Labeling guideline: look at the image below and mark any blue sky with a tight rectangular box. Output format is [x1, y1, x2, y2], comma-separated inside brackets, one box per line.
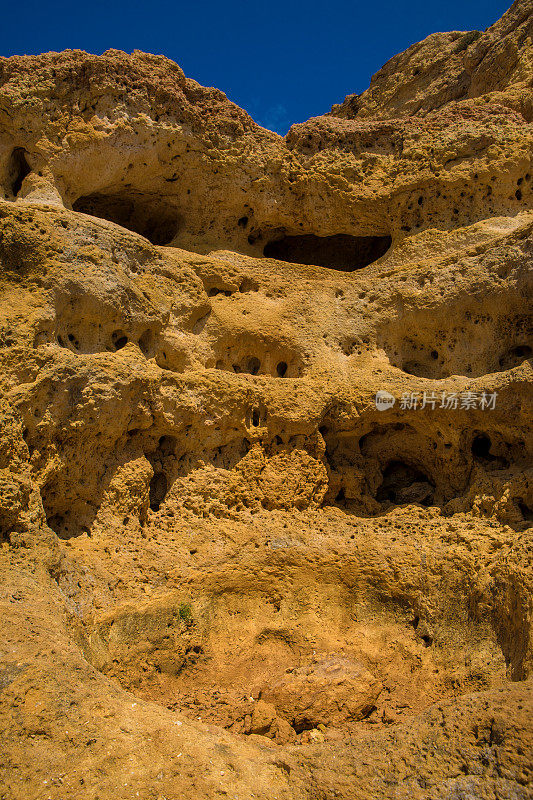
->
[0, 0, 512, 133]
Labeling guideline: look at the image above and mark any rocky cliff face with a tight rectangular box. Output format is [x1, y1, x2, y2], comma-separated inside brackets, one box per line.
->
[0, 1, 532, 798]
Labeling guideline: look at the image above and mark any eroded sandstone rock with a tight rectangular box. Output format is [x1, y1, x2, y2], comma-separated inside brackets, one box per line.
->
[0, 2, 532, 799]
[260, 654, 382, 731]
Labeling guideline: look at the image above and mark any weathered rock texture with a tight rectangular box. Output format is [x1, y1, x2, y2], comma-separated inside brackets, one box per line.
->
[0, 1, 532, 798]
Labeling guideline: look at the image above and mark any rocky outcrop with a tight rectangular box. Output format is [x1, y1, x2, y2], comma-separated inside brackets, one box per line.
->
[330, 0, 533, 120]
[0, 2, 532, 799]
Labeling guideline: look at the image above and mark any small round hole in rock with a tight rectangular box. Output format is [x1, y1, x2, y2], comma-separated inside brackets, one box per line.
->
[276, 361, 288, 377]
[67, 333, 80, 350]
[471, 434, 492, 460]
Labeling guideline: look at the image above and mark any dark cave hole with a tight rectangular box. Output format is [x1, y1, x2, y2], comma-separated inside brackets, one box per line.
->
[138, 329, 155, 357]
[238, 216, 249, 227]
[149, 472, 168, 511]
[46, 510, 89, 540]
[252, 409, 260, 427]
[263, 233, 392, 271]
[9, 147, 31, 196]
[247, 356, 261, 375]
[111, 330, 128, 350]
[158, 435, 177, 456]
[471, 433, 510, 469]
[73, 193, 179, 245]
[290, 718, 317, 735]
[518, 501, 533, 522]
[471, 434, 493, 460]
[47, 514, 66, 537]
[276, 361, 288, 378]
[499, 344, 532, 370]
[376, 461, 434, 506]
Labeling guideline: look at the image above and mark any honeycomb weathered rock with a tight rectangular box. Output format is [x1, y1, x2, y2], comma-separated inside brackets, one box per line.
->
[0, 1, 532, 798]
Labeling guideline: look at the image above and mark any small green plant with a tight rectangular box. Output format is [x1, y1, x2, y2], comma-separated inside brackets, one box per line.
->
[178, 603, 193, 624]
[454, 30, 482, 53]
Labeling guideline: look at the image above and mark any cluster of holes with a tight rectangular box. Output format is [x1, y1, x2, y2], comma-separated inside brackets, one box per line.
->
[39, 411, 530, 537]
[325, 420, 523, 515]
[216, 355, 291, 378]
[322, 423, 441, 510]
[54, 327, 155, 356]
[384, 320, 531, 379]
[397, 172, 532, 235]
[513, 174, 531, 203]
[144, 425, 276, 514]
